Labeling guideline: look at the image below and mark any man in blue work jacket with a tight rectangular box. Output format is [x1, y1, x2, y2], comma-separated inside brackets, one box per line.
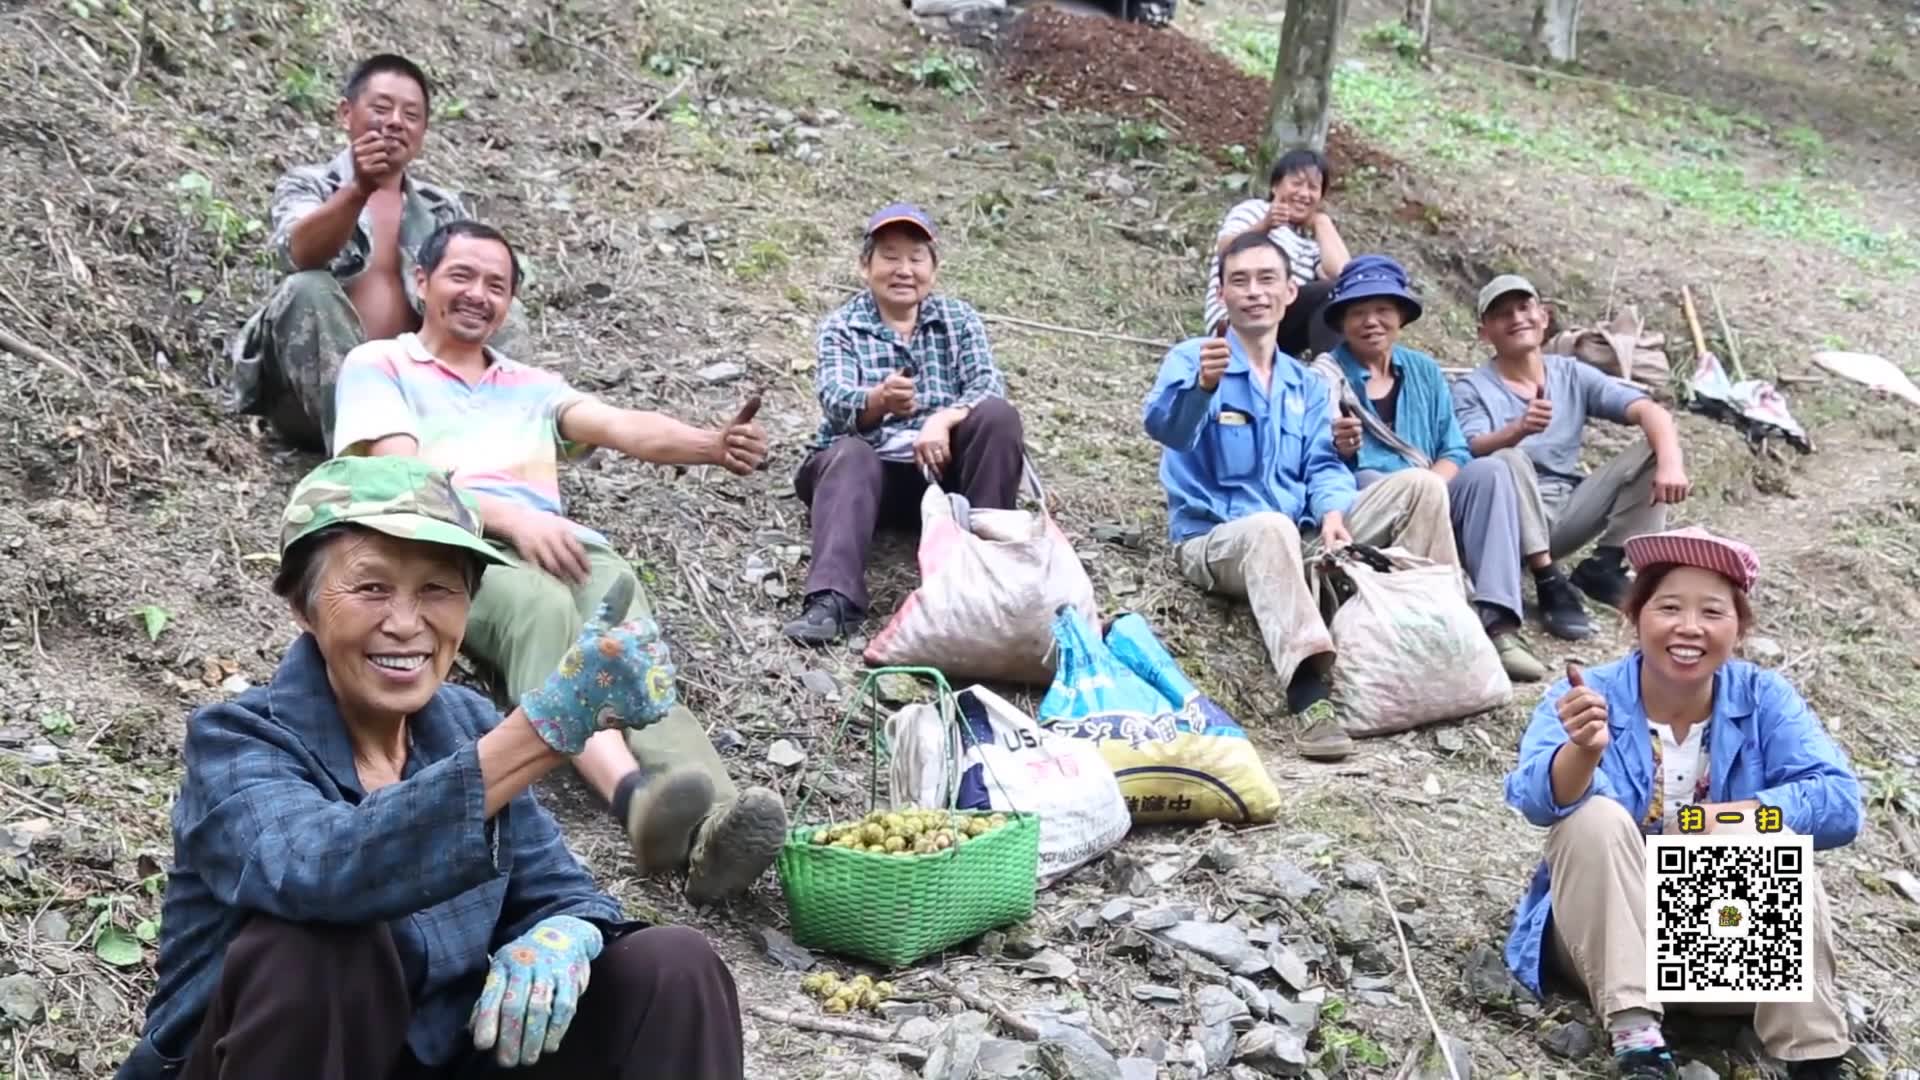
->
[1143, 232, 1462, 762]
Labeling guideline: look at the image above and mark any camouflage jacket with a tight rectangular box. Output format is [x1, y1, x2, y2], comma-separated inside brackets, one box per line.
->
[225, 149, 468, 414]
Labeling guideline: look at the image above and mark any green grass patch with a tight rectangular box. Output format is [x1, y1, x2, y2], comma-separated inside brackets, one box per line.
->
[1207, 19, 1920, 272]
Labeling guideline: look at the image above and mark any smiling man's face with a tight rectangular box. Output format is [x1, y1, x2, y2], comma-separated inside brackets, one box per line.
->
[420, 234, 515, 345]
[1221, 243, 1295, 335]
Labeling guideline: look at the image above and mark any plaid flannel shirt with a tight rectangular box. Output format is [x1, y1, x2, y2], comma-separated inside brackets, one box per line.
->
[119, 635, 622, 1079]
[811, 290, 1007, 449]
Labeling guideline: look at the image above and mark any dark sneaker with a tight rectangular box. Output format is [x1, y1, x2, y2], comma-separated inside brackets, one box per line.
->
[1788, 1058, 1862, 1080]
[1571, 552, 1633, 609]
[1294, 699, 1354, 762]
[622, 766, 716, 878]
[1536, 572, 1594, 641]
[685, 786, 788, 904]
[1613, 1049, 1678, 1079]
[783, 591, 857, 647]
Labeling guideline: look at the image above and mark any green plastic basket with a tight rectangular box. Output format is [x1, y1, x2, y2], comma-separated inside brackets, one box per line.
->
[775, 667, 1040, 968]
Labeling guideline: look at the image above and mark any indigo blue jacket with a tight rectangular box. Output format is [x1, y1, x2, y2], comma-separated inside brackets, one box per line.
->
[117, 635, 622, 1079]
[1501, 652, 1861, 995]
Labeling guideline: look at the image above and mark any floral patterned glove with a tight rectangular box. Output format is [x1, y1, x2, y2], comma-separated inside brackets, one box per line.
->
[522, 578, 679, 754]
[469, 914, 603, 1067]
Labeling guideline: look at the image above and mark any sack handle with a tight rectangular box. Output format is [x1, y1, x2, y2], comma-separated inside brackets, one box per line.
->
[1315, 541, 1396, 582]
[791, 666, 1029, 827]
[921, 450, 1058, 533]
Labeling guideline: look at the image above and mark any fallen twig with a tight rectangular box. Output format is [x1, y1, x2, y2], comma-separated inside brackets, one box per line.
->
[637, 70, 695, 123]
[1429, 45, 1699, 109]
[924, 973, 1043, 1041]
[1706, 283, 1744, 382]
[745, 1004, 931, 1064]
[1373, 873, 1462, 1080]
[979, 312, 1169, 350]
[0, 322, 96, 390]
[1885, 810, 1920, 875]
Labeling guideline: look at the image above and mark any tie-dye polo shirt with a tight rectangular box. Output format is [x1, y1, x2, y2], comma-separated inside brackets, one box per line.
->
[330, 333, 606, 546]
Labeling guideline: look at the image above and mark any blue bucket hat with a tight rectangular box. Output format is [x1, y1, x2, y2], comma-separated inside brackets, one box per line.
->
[1323, 254, 1423, 329]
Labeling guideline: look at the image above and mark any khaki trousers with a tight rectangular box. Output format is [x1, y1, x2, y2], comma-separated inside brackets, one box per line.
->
[464, 543, 739, 801]
[1174, 469, 1458, 687]
[1544, 798, 1849, 1060]
[1492, 442, 1666, 560]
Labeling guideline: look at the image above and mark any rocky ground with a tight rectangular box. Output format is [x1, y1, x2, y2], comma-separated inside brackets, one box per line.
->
[1, 0, 1918, 1077]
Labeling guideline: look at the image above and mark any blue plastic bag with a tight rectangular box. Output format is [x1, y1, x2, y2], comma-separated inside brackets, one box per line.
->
[1039, 607, 1280, 824]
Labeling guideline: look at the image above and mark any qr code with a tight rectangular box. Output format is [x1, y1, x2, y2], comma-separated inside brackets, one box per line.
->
[1645, 834, 1812, 1002]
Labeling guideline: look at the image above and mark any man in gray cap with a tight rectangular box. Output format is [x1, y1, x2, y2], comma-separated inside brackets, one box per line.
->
[1451, 275, 1690, 641]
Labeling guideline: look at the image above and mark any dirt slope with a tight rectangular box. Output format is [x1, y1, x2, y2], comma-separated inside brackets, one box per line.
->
[1, 0, 1916, 1077]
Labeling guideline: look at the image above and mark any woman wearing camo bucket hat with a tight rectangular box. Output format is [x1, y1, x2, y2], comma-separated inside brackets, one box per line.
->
[1500, 526, 1865, 1080]
[117, 455, 744, 1080]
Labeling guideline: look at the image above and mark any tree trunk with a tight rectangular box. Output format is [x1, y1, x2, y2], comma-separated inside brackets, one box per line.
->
[1530, 0, 1581, 63]
[1262, 0, 1348, 170]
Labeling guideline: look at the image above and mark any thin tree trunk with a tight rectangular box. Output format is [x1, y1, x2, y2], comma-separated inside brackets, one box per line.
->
[1530, 0, 1581, 63]
[1262, 0, 1348, 169]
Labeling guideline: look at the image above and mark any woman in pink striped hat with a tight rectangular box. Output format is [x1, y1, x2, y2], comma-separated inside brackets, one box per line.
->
[1499, 527, 1864, 1080]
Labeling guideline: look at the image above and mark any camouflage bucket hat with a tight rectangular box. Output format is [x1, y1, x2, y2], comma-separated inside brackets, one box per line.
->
[280, 456, 505, 566]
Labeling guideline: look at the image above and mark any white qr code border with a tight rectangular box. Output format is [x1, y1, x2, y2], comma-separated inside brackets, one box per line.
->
[1644, 833, 1813, 1004]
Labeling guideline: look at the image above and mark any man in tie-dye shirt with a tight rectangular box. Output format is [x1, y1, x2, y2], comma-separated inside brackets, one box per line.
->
[332, 220, 788, 903]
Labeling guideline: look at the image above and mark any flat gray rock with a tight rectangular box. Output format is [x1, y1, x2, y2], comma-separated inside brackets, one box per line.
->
[1267, 943, 1311, 992]
[0, 975, 47, 1026]
[1266, 860, 1325, 901]
[1197, 1020, 1236, 1070]
[977, 1038, 1037, 1077]
[1234, 1022, 1310, 1076]
[1159, 920, 1269, 976]
[1196, 984, 1252, 1029]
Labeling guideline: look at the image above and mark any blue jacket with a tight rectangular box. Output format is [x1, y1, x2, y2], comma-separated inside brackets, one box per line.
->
[1143, 335, 1356, 543]
[117, 635, 625, 1079]
[1501, 653, 1862, 995]
[1332, 343, 1470, 475]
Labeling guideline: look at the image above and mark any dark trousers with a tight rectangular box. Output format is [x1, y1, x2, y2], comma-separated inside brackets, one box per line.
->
[1210, 278, 1340, 360]
[181, 916, 743, 1080]
[793, 396, 1024, 611]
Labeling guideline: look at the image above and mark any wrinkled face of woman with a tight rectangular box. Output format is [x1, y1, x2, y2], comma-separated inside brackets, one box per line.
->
[297, 529, 472, 723]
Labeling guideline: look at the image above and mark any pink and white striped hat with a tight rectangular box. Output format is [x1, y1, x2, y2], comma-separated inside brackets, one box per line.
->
[1623, 526, 1760, 593]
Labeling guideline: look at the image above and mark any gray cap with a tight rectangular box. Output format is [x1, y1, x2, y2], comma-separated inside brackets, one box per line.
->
[1476, 274, 1539, 318]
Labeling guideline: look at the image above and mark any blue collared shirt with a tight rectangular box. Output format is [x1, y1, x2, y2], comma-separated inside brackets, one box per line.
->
[119, 635, 623, 1078]
[1143, 335, 1356, 543]
[1500, 653, 1862, 996]
[1332, 343, 1470, 475]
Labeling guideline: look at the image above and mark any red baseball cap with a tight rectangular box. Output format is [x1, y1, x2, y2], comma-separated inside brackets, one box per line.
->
[1624, 526, 1760, 593]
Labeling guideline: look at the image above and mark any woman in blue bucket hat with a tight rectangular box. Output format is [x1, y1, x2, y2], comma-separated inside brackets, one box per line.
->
[1307, 254, 1547, 682]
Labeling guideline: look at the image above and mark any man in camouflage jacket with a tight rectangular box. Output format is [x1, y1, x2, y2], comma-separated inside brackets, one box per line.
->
[226, 53, 524, 452]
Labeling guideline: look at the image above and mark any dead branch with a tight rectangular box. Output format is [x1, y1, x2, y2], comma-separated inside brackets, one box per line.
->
[0, 323, 95, 390]
[745, 1004, 933, 1064]
[637, 71, 696, 123]
[979, 312, 1169, 350]
[1373, 873, 1461, 1080]
[924, 973, 1043, 1041]
[1885, 810, 1920, 875]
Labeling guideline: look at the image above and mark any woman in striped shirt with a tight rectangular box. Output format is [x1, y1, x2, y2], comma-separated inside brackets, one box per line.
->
[1202, 147, 1352, 359]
